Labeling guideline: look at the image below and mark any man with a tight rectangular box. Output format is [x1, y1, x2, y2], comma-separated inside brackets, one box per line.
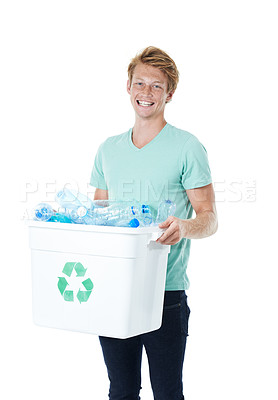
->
[90, 46, 218, 400]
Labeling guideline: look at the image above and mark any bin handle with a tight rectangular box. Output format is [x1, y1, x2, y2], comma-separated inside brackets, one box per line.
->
[147, 229, 165, 244]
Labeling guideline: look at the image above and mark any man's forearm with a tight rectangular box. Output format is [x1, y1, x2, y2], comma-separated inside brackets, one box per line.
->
[181, 210, 218, 239]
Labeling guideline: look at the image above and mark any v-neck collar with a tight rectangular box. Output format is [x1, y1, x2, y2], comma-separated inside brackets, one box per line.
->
[128, 123, 169, 152]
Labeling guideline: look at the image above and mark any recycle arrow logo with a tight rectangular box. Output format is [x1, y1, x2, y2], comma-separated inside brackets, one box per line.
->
[57, 262, 94, 303]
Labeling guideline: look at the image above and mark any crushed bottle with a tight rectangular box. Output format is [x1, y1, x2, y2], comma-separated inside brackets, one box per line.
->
[90, 200, 141, 227]
[155, 200, 176, 224]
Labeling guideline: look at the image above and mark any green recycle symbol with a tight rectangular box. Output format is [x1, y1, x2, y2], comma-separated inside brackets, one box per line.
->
[57, 262, 94, 303]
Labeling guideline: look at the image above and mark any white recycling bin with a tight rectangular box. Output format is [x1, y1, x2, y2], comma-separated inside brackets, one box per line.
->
[27, 221, 170, 338]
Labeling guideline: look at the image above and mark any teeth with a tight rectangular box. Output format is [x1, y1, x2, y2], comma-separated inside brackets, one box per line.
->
[138, 100, 154, 106]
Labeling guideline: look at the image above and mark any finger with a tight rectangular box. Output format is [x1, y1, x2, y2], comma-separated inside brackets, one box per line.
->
[157, 224, 177, 243]
[162, 231, 179, 245]
[158, 231, 179, 245]
[158, 217, 172, 229]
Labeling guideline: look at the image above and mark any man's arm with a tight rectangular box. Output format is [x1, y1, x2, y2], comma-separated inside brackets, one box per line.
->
[94, 188, 109, 200]
[157, 183, 218, 245]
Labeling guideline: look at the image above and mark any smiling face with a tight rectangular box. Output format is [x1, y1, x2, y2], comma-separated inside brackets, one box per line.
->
[127, 63, 174, 121]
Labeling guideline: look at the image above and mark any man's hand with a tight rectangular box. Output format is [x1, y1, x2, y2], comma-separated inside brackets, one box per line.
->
[156, 184, 218, 245]
[156, 216, 187, 245]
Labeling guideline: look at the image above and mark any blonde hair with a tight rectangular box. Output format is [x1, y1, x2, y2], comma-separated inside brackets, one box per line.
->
[127, 46, 179, 93]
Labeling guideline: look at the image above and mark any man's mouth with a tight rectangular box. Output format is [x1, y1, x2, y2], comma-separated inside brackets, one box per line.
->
[136, 100, 154, 107]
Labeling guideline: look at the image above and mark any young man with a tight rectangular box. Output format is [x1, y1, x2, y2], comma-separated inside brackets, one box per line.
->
[90, 46, 218, 400]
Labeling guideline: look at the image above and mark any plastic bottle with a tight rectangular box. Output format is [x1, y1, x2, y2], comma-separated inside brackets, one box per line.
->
[55, 187, 94, 210]
[91, 201, 140, 227]
[33, 203, 54, 222]
[155, 200, 176, 224]
[57, 206, 94, 225]
[140, 204, 153, 226]
[55, 188, 95, 224]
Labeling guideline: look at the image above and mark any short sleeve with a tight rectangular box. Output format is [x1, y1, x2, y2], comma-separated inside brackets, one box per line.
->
[90, 142, 108, 190]
[181, 136, 212, 190]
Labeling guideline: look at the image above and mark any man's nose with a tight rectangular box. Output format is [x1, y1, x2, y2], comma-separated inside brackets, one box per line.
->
[142, 84, 152, 95]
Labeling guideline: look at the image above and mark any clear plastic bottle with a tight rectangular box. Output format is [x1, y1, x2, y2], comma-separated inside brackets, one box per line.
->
[91, 201, 140, 227]
[55, 188, 94, 224]
[55, 187, 94, 210]
[57, 206, 94, 225]
[155, 200, 176, 224]
[33, 203, 54, 221]
[140, 204, 153, 226]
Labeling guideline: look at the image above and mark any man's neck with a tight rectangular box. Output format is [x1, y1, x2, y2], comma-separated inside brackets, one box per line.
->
[132, 117, 167, 149]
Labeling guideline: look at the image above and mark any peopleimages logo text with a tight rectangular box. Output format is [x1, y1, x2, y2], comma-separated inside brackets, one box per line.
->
[19, 178, 257, 219]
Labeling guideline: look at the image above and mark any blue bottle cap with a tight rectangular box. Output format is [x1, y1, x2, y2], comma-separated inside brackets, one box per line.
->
[128, 218, 140, 228]
[142, 205, 150, 213]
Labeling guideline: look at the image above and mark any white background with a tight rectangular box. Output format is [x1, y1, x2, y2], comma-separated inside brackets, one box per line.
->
[1, 0, 277, 399]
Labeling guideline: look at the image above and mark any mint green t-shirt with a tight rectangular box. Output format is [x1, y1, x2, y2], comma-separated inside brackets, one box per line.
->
[90, 123, 212, 290]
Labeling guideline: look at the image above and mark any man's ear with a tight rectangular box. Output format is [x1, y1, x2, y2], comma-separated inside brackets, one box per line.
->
[166, 90, 175, 103]
[127, 79, 131, 94]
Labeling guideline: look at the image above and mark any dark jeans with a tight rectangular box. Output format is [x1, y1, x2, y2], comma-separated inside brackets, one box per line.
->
[99, 290, 190, 400]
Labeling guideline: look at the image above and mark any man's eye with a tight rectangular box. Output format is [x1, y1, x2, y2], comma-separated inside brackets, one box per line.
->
[154, 85, 161, 89]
